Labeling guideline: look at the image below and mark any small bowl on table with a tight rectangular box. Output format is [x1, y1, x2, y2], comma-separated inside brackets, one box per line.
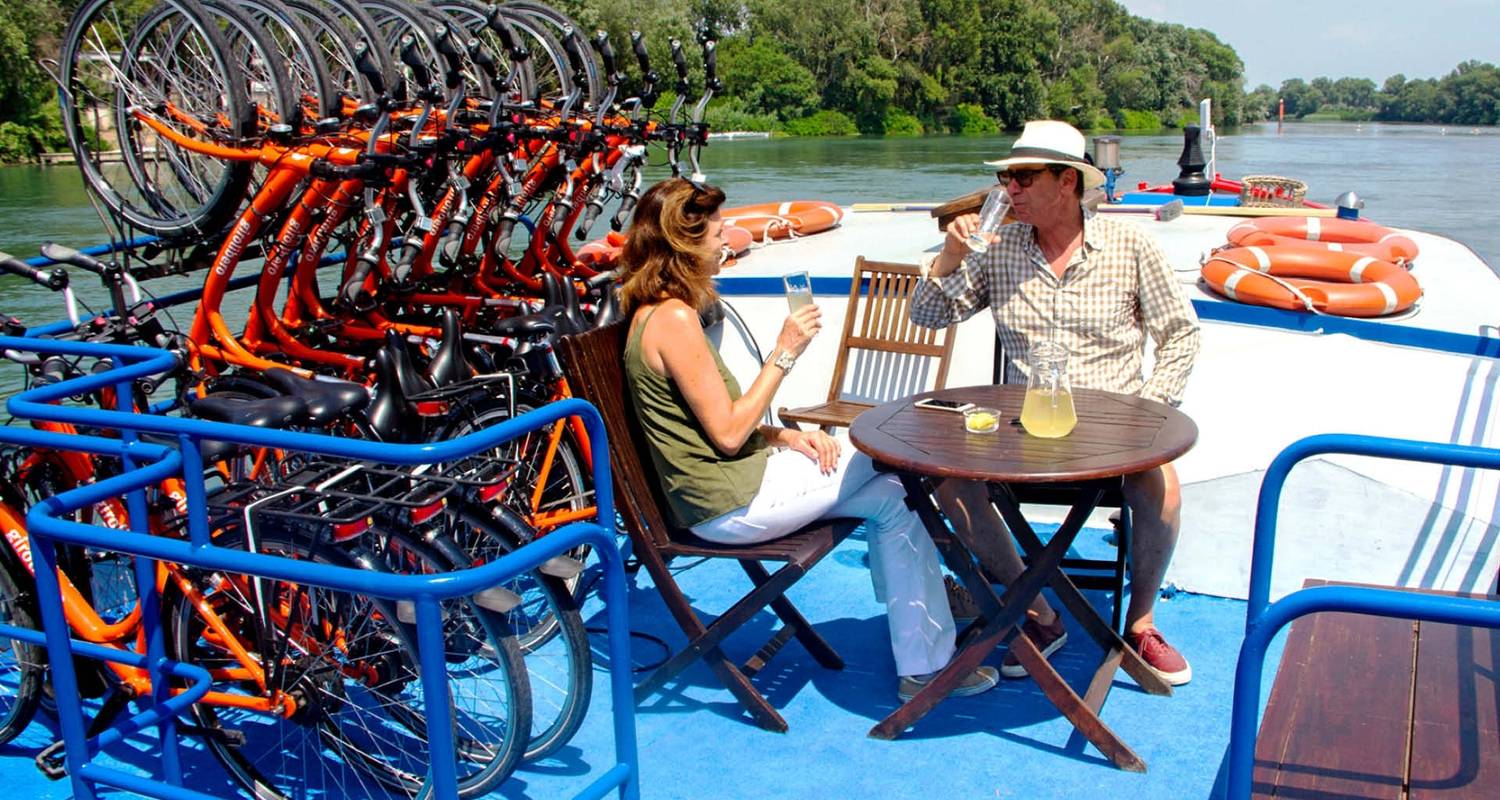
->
[963, 406, 1001, 434]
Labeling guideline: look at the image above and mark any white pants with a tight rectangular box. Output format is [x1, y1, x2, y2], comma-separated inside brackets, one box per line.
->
[692, 438, 956, 677]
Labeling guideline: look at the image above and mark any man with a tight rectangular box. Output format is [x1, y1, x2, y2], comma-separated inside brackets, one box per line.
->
[910, 119, 1200, 686]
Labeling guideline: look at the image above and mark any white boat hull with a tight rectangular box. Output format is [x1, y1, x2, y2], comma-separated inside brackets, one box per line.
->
[707, 205, 1500, 601]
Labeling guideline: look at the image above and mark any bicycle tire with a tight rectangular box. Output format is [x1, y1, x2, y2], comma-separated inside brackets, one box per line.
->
[504, 1, 602, 110]
[283, 0, 397, 105]
[238, 0, 341, 122]
[362, 525, 531, 795]
[58, 0, 255, 239]
[452, 505, 592, 761]
[430, 0, 538, 108]
[164, 530, 437, 798]
[0, 550, 43, 746]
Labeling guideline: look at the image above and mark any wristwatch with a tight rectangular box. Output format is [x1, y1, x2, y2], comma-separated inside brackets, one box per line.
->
[771, 350, 796, 372]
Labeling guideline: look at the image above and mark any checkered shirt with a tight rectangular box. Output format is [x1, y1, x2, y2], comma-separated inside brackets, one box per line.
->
[910, 212, 1200, 405]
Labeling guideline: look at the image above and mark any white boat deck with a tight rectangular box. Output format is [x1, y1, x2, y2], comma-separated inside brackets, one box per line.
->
[708, 205, 1500, 601]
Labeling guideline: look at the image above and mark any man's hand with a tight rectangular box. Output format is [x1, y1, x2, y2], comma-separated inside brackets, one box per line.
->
[785, 428, 840, 474]
[933, 212, 983, 277]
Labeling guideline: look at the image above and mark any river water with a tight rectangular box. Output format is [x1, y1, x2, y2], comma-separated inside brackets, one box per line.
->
[0, 120, 1495, 327]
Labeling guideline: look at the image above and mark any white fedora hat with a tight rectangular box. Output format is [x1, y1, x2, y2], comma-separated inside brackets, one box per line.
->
[984, 120, 1106, 190]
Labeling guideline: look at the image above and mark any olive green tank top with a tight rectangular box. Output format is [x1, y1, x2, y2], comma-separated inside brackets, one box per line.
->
[624, 306, 770, 527]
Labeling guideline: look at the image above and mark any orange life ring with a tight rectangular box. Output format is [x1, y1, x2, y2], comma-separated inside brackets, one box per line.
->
[1226, 217, 1419, 263]
[721, 200, 843, 242]
[576, 226, 755, 270]
[576, 230, 627, 269]
[1200, 245, 1421, 317]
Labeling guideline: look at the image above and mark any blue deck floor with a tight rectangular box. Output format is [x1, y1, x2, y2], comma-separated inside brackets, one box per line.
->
[0, 525, 1285, 799]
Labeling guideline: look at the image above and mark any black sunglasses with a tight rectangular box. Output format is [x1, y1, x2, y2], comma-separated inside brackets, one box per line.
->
[996, 165, 1065, 187]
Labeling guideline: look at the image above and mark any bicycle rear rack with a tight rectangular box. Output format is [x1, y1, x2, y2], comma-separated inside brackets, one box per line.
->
[0, 334, 639, 800]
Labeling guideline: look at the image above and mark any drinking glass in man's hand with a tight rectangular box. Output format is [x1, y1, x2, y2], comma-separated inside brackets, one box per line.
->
[966, 189, 1012, 254]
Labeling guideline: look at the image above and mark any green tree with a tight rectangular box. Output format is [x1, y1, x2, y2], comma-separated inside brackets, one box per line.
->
[716, 35, 819, 120]
[1279, 78, 1320, 118]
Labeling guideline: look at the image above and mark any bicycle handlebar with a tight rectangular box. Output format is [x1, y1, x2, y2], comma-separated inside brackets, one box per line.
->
[594, 30, 618, 84]
[40, 243, 106, 276]
[630, 31, 659, 110]
[399, 35, 433, 96]
[353, 39, 388, 98]
[0, 252, 68, 290]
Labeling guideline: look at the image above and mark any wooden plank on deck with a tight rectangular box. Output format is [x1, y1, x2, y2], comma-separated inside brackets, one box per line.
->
[1252, 578, 1414, 798]
[1407, 614, 1500, 798]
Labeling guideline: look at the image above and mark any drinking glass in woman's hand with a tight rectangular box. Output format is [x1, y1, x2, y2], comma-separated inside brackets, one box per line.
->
[966, 189, 1012, 254]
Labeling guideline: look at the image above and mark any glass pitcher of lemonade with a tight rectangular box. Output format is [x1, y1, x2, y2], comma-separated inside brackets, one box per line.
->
[1019, 340, 1077, 438]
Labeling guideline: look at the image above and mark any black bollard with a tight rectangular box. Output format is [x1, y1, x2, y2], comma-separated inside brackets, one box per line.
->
[1172, 125, 1211, 196]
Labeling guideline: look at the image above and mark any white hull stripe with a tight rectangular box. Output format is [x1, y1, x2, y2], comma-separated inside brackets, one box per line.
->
[1305, 216, 1322, 241]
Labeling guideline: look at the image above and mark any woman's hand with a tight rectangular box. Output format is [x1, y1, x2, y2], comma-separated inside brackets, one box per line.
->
[776, 303, 822, 357]
[784, 428, 840, 474]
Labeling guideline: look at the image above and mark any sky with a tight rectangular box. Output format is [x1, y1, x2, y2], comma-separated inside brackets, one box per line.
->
[1115, 0, 1500, 89]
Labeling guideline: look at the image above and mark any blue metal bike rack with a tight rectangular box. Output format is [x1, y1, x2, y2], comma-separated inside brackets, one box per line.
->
[0, 335, 640, 800]
[1225, 433, 1500, 800]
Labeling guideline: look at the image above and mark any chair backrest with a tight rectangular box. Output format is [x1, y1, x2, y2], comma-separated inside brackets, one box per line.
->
[826, 257, 958, 405]
[557, 321, 680, 552]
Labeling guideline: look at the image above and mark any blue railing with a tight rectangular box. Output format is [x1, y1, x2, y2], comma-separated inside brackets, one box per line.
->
[0, 335, 639, 800]
[1225, 433, 1500, 800]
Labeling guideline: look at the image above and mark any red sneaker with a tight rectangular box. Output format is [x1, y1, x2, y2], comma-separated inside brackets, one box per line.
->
[1127, 627, 1192, 686]
[1000, 612, 1068, 679]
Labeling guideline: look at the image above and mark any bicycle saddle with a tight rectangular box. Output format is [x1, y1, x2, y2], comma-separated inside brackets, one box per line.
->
[188, 394, 308, 430]
[367, 347, 416, 443]
[383, 329, 432, 398]
[425, 307, 474, 388]
[261, 368, 370, 427]
[490, 313, 556, 340]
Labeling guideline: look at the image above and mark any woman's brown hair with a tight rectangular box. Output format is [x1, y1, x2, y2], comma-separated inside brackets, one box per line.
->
[618, 178, 726, 314]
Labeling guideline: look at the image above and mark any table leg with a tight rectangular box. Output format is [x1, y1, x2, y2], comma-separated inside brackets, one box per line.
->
[868, 474, 1083, 741]
[986, 482, 1152, 771]
[999, 499, 1173, 697]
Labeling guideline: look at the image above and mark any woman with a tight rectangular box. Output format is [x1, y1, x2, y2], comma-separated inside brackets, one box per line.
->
[618, 177, 998, 701]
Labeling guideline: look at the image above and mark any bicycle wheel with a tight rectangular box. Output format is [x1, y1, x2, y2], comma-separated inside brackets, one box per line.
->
[431, 0, 537, 107]
[59, 0, 255, 239]
[281, 0, 395, 106]
[440, 505, 592, 762]
[165, 531, 436, 798]
[238, 0, 341, 122]
[440, 397, 593, 551]
[504, 1, 601, 109]
[357, 0, 462, 104]
[363, 526, 531, 795]
[0, 555, 43, 745]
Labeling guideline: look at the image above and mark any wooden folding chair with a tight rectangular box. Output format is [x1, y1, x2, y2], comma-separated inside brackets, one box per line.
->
[558, 322, 859, 732]
[777, 257, 958, 430]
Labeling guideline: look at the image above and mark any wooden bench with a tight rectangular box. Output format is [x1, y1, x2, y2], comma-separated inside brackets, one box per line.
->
[1254, 579, 1500, 798]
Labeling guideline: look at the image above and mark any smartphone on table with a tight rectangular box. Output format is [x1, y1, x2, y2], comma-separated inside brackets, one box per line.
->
[912, 397, 975, 413]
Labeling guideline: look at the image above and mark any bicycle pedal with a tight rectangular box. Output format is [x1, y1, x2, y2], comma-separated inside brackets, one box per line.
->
[471, 586, 522, 614]
[35, 740, 67, 780]
[539, 555, 584, 580]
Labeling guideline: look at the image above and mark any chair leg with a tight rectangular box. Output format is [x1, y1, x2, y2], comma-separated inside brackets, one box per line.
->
[631, 553, 804, 731]
[742, 560, 845, 670]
